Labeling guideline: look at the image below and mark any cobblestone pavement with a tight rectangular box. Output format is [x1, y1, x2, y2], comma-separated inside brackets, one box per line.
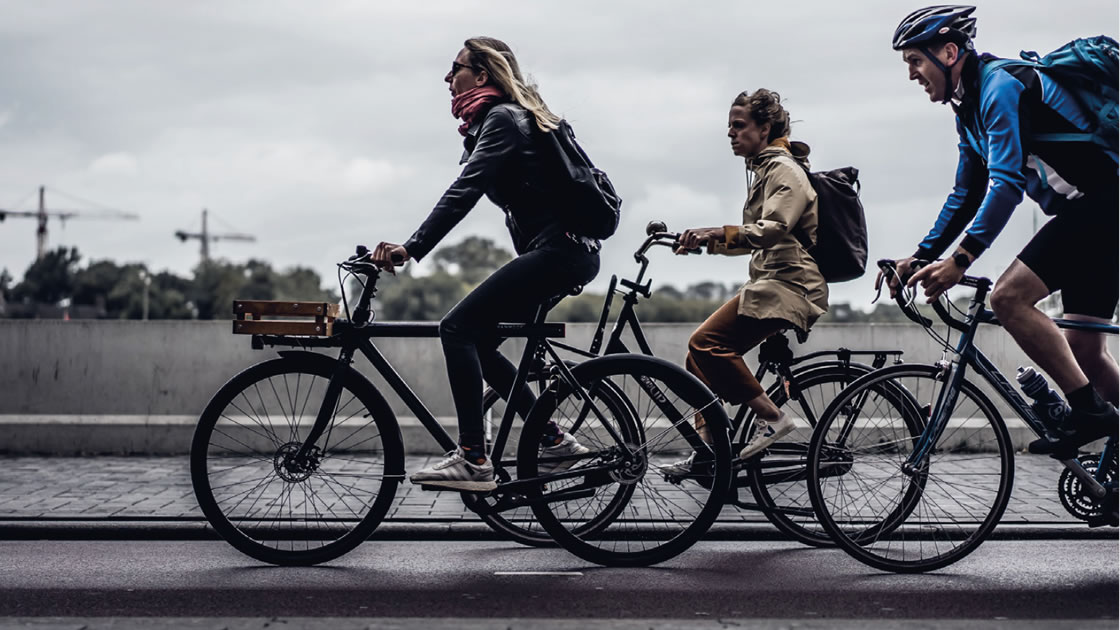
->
[0, 453, 1094, 525]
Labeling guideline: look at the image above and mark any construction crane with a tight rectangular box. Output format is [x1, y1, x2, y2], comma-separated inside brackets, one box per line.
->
[174, 208, 256, 263]
[0, 186, 140, 259]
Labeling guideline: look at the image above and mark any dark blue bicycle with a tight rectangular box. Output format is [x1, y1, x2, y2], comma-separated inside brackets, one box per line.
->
[806, 260, 1117, 573]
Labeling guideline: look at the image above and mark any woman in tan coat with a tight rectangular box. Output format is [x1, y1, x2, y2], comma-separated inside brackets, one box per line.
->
[673, 88, 829, 465]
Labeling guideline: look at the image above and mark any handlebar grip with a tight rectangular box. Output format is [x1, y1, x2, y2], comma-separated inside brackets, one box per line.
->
[674, 243, 704, 255]
[390, 252, 405, 265]
[672, 235, 706, 255]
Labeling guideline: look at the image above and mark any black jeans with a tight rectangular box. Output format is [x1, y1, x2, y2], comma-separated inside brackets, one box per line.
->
[439, 238, 600, 449]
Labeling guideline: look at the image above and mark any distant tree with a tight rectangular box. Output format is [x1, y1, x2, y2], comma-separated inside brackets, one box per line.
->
[374, 268, 467, 320]
[275, 266, 339, 303]
[11, 246, 81, 305]
[0, 268, 10, 315]
[547, 292, 604, 323]
[656, 285, 684, 301]
[431, 236, 513, 284]
[635, 293, 723, 322]
[72, 260, 125, 310]
[0, 268, 11, 301]
[191, 260, 252, 320]
[685, 281, 721, 301]
[146, 271, 194, 319]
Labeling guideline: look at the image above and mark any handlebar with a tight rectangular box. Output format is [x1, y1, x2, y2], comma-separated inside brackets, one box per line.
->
[633, 230, 702, 263]
[341, 245, 405, 276]
[876, 258, 992, 332]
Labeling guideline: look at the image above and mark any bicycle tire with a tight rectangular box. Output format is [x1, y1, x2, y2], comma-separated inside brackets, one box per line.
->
[465, 380, 632, 547]
[519, 354, 732, 567]
[191, 352, 404, 566]
[807, 363, 1014, 573]
[743, 364, 877, 547]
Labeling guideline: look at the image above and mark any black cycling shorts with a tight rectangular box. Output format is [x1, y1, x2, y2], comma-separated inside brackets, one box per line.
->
[1017, 194, 1119, 319]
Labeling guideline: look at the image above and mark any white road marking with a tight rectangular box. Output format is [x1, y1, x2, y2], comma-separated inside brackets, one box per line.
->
[493, 571, 584, 576]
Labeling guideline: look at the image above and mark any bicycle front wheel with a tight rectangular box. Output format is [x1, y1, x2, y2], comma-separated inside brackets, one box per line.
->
[191, 353, 404, 566]
[807, 363, 1014, 573]
[519, 354, 732, 567]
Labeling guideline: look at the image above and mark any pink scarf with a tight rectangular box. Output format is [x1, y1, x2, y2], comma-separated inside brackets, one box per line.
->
[452, 85, 505, 136]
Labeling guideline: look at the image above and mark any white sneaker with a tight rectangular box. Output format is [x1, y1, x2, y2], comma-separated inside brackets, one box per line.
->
[537, 432, 591, 474]
[662, 452, 696, 477]
[739, 412, 795, 459]
[410, 449, 497, 491]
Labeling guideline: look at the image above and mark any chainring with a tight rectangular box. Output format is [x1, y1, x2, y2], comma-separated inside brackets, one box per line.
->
[1058, 453, 1117, 521]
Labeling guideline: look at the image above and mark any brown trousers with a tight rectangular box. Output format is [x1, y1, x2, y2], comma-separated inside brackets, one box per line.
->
[685, 296, 788, 406]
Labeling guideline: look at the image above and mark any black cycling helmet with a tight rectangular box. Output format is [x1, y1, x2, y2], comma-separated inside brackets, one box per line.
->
[893, 5, 977, 103]
[892, 5, 977, 51]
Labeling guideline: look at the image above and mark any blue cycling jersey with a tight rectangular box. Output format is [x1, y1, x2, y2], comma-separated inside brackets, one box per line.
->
[915, 54, 1120, 261]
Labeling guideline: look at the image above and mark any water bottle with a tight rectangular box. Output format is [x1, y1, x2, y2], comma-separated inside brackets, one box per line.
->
[1016, 366, 1071, 430]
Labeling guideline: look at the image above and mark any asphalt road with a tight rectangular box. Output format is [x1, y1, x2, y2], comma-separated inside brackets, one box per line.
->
[0, 539, 1116, 623]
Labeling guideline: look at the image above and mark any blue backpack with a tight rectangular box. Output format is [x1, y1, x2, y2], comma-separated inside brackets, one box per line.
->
[979, 35, 1118, 152]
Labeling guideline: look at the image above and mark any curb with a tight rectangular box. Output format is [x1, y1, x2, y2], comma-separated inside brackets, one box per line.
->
[1, 519, 1115, 541]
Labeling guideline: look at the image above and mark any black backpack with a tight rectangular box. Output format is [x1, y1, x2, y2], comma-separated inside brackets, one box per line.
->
[791, 163, 869, 283]
[542, 120, 622, 239]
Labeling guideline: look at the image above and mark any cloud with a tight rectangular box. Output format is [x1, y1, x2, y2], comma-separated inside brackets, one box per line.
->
[341, 157, 409, 196]
[88, 152, 139, 177]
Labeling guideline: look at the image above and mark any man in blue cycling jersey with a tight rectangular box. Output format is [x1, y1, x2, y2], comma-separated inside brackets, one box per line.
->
[883, 5, 1119, 456]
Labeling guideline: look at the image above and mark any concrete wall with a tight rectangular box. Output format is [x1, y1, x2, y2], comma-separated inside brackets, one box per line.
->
[1, 320, 1115, 454]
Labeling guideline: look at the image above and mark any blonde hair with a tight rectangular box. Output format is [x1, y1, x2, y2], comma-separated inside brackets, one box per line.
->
[732, 88, 790, 142]
[464, 37, 560, 132]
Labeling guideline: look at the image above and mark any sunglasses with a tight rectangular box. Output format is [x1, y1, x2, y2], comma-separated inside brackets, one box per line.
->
[450, 61, 480, 75]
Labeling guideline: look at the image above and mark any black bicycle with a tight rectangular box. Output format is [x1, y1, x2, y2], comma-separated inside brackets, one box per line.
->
[477, 221, 904, 547]
[806, 259, 1118, 572]
[190, 246, 732, 567]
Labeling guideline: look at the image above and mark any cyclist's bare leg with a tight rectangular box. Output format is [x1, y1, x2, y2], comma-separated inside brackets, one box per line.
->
[990, 260, 1090, 395]
[1064, 314, 1119, 405]
[744, 391, 782, 423]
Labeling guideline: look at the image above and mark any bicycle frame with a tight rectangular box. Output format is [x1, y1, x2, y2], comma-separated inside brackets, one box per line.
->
[248, 263, 641, 509]
[557, 234, 904, 439]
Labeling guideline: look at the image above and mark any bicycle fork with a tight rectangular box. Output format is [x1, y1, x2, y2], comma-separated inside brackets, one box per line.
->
[292, 348, 356, 469]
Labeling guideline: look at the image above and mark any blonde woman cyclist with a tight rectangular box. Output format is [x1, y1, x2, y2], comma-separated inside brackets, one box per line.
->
[372, 38, 600, 490]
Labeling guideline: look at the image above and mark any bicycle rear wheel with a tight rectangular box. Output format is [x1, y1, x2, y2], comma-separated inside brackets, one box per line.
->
[191, 353, 404, 566]
[519, 354, 731, 567]
[744, 364, 875, 547]
[464, 380, 631, 547]
[807, 364, 1014, 573]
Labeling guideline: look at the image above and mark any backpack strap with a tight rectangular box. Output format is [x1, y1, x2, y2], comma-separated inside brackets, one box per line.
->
[980, 56, 1108, 148]
[771, 153, 817, 252]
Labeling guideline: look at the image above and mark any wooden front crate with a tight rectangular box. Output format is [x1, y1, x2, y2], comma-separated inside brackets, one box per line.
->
[233, 300, 339, 336]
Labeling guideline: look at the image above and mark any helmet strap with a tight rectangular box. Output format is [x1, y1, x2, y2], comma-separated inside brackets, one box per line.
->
[920, 46, 957, 104]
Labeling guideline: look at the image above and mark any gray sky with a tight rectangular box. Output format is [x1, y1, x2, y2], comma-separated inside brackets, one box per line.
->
[1, 0, 1116, 309]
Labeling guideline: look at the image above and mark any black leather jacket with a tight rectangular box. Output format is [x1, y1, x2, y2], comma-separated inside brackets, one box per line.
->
[403, 102, 597, 260]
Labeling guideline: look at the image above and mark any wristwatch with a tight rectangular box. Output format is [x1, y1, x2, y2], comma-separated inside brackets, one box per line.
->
[952, 252, 972, 269]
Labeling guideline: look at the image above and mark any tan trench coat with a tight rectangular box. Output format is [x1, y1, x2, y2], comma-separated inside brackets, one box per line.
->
[709, 140, 829, 332]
